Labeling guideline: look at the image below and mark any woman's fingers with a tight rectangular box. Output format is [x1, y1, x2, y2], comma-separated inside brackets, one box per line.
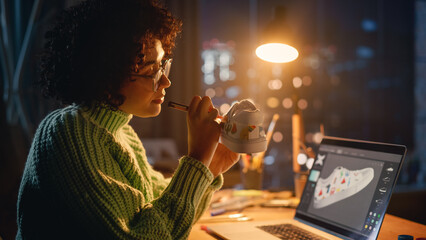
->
[189, 96, 216, 118]
[186, 96, 222, 166]
[188, 96, 202, 116]
[208, 107, 219, 121]
[197, 96, 213, 117]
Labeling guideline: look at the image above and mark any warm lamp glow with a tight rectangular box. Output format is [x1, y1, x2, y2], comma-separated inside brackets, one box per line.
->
[256, 43, 299, 63]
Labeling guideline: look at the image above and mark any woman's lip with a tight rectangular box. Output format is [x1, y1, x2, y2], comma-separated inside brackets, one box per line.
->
[152, 97, 164, 104]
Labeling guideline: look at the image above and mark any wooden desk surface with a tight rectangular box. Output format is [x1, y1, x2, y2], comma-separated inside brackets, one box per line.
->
[190, 207, 426, 239]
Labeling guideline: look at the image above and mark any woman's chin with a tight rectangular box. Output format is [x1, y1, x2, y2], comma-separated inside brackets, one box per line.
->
[136, 105, 161, 118]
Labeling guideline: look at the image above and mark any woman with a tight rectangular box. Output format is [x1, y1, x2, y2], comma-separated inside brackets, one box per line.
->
[16, 0, 239, 239]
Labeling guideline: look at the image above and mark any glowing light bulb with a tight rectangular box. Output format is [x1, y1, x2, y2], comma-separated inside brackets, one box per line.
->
[256, 43, 299, 63]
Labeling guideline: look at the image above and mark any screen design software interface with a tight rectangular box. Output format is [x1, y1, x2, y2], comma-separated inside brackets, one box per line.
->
[297, 144, 403, 238]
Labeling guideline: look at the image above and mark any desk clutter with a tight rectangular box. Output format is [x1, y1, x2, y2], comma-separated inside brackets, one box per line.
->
[199, 189, 299, 223]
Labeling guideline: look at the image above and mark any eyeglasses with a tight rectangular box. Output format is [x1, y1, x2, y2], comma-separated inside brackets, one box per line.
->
[131, 58, 172, 92]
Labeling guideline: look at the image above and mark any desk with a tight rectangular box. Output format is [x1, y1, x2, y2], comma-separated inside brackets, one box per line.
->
[190, 207, 426, 239]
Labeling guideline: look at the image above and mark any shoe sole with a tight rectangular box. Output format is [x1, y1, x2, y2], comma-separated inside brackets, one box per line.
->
[220, 133, 267, 154]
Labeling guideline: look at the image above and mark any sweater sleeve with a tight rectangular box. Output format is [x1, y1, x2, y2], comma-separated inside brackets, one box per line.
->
[148, 158, 224, 223]
[192, 174, 223, 223]
[121, 115, 224, 226]
[45, 113, 217, 239]
[148, 165, 171, 197]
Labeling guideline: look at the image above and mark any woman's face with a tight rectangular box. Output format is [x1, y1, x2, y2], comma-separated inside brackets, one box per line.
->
[119, 39, 171, 118]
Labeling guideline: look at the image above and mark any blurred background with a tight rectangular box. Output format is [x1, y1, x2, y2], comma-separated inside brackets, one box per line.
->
[1, 0, 424, 238]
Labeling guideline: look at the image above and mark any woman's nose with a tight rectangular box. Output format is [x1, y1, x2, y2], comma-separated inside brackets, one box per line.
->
[158, 73, 171, 90]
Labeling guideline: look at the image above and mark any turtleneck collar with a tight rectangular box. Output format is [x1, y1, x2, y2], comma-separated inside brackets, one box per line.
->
[78, 104, 133, 133]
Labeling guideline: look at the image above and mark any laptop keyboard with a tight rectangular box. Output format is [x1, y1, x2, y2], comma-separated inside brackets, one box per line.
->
[257, 223, 327, 240]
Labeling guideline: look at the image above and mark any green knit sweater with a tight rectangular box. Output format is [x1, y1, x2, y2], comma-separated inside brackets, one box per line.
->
[16, 104, 223, 239]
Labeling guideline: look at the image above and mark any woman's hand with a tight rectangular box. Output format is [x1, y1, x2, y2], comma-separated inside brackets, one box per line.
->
[208, 143, 240, 178]
[187, 96, 221, 167]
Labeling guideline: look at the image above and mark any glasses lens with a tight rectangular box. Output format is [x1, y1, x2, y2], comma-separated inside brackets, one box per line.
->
[153, 71, 162, 92]
[153, 59, 172, 92]
[164, 59, 172, 77]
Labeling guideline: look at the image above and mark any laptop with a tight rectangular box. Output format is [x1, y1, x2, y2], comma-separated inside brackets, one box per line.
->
[207, 136, 407, 240]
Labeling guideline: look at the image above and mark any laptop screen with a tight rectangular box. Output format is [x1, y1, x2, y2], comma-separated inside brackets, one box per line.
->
[295, 137, 406, 240]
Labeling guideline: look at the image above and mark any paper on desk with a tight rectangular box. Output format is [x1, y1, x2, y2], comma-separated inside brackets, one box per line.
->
[198, 214, 253, 223]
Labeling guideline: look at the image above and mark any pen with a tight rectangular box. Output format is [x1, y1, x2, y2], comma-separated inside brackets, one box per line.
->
[201, 225, 216, 236]
[168, 101, 224, 119]
[201, 225, 234, 238]
[210, 208, 227, 216]
[168, 101, 189, 112]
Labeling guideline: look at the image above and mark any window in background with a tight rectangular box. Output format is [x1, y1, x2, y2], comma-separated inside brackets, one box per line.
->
[199, 0, 418, 190]
[201, 39, 241, 115]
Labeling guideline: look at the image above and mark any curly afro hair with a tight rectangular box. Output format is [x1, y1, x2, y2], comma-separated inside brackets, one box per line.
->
[39, 0, 182, 109]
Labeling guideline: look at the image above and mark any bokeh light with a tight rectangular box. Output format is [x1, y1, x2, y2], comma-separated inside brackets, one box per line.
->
[293, 77, 303, 88]
[215, 87, 224, 97]
[298, 99, 308, 110]
[297, 153, 307, 165]
[204, 74, 215, 85]
[264, 155, 275, 165]
[225, 86, 241, 99]
[313, 132, 324, 144]
[305, 133, 314, 143]
[302, 76, 312, 86]
[268, 79, 283, 90]
[267, 97, 280, 108]
[362, 19, 377, 32]
[272, 131, 283, 142]
[282, 98, 293, 109]
[205, 88, 216, 98]
[219, 103, 231, 115]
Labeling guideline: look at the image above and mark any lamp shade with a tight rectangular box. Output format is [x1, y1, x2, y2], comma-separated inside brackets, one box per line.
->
[256, 43, 298, 63]
[256, 6, 299, 63]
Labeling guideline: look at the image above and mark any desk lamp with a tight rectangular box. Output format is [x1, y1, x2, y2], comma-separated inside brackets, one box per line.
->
[255, 6, 298, 63]
[255, 6, 310, 198]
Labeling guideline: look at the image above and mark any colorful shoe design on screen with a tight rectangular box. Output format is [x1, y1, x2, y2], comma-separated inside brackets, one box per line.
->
[313, 166, 374, 209]
[220, 99, 267, 153]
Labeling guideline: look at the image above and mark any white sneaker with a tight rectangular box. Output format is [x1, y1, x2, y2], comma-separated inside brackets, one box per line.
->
[220, 100, 267, 153]
[313, 166, 374, 209]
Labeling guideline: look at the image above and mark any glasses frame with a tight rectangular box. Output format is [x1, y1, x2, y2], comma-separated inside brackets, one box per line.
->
[131, 58, 172, 92]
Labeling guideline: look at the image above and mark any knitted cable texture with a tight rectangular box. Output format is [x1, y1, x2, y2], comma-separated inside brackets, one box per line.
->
[16, 104, 223, 239]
